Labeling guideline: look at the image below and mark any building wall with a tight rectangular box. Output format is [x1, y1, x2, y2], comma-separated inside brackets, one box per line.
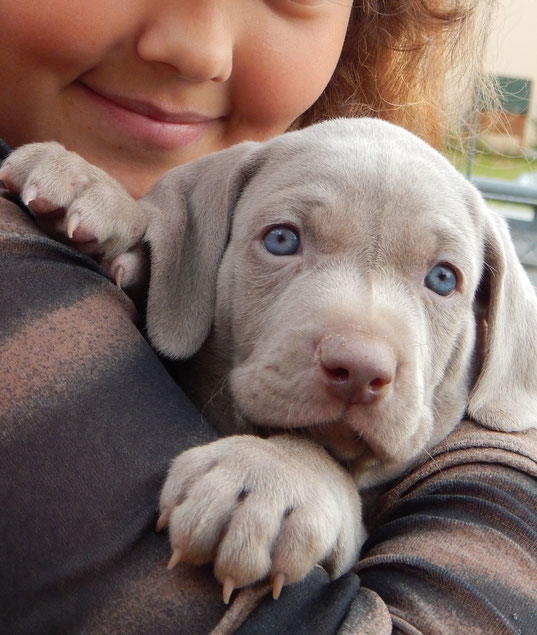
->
[484, 0, 537, 148]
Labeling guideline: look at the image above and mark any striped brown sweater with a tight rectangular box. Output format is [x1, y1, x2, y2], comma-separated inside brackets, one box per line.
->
[2, 190, 537, 634]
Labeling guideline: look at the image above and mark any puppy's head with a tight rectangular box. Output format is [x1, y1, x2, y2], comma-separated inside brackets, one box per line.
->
[144, 118, 537, 486]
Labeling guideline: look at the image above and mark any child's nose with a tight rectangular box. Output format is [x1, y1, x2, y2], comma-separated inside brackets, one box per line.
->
[137, 1, 233, 83]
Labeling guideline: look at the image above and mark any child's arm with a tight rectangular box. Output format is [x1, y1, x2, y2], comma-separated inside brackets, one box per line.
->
[235, 421, 537, 634]
[0, 194, 228, 632]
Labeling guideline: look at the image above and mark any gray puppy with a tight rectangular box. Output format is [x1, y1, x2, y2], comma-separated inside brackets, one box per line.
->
[2, 118, 537, 603]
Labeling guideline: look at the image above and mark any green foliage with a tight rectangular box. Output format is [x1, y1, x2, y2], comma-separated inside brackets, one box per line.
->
[446, 148, 536, 181]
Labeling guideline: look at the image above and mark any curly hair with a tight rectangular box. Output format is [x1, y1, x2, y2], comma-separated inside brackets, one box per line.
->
[294, 0, 495, 148]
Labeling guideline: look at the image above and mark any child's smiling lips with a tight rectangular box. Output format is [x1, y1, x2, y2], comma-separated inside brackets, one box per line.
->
[78, 81, 221, 150]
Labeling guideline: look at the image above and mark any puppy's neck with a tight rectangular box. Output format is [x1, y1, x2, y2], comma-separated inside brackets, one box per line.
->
[175, 331, 240, 436]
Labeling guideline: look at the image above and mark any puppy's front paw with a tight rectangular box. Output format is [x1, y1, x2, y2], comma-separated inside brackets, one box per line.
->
[0, 142, 147, 282]
[158, 435, 365, 603]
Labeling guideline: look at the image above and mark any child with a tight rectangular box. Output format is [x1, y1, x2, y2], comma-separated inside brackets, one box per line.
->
[2, 1, 536, 633]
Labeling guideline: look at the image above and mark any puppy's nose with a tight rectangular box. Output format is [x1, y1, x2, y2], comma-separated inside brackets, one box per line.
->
[317, 333, 396, 405]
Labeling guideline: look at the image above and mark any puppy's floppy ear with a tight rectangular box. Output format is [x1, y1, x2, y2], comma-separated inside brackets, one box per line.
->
[138, 141, 262, 359]
[467, 202, 537, 432]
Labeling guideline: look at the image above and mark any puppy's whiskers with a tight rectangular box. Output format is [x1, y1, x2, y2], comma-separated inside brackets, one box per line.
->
[200, 372, 233, 420]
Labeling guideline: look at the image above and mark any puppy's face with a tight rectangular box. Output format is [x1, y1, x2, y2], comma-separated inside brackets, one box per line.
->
[211, 128, 485, 486]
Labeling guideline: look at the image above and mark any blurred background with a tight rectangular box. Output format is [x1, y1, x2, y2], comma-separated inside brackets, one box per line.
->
[449, 0, 537, 282]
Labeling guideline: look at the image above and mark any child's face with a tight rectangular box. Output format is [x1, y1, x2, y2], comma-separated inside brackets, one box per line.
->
[1, 1, 352, 197]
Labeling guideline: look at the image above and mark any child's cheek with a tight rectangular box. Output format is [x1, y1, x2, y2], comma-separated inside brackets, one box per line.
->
[2, 1, 128, 75]
[232, 34, 345, 131]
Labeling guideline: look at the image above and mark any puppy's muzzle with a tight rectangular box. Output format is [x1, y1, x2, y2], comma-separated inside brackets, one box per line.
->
[316, 330, 396, 405]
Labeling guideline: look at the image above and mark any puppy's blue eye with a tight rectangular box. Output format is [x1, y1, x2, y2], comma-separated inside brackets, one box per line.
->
[263, 226, 300, 256]
[425, 264, 458, 296]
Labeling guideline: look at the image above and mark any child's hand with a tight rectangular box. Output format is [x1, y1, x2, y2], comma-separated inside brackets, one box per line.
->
[157, 435, 366, 604]
[0, 142, 147, 289]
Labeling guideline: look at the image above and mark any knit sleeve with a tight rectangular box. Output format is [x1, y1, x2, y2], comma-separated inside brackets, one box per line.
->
[0, 194, 228, 634]
[346, 420, 537, 634]
[234, 422, 537, 634]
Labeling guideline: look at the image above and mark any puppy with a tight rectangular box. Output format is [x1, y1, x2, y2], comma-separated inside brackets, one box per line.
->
[2, 118, 537, 604]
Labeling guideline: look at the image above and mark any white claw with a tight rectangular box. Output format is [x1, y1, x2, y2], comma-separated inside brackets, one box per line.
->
[167, 548, 182, 570]
[22, 185, 38, 206]
[67, 212, 81, 239]
[155, 511, 169, 533]
[272, 572, 286, 600]
[113, 266, 124, 289]
[222, 577, 235, 604]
